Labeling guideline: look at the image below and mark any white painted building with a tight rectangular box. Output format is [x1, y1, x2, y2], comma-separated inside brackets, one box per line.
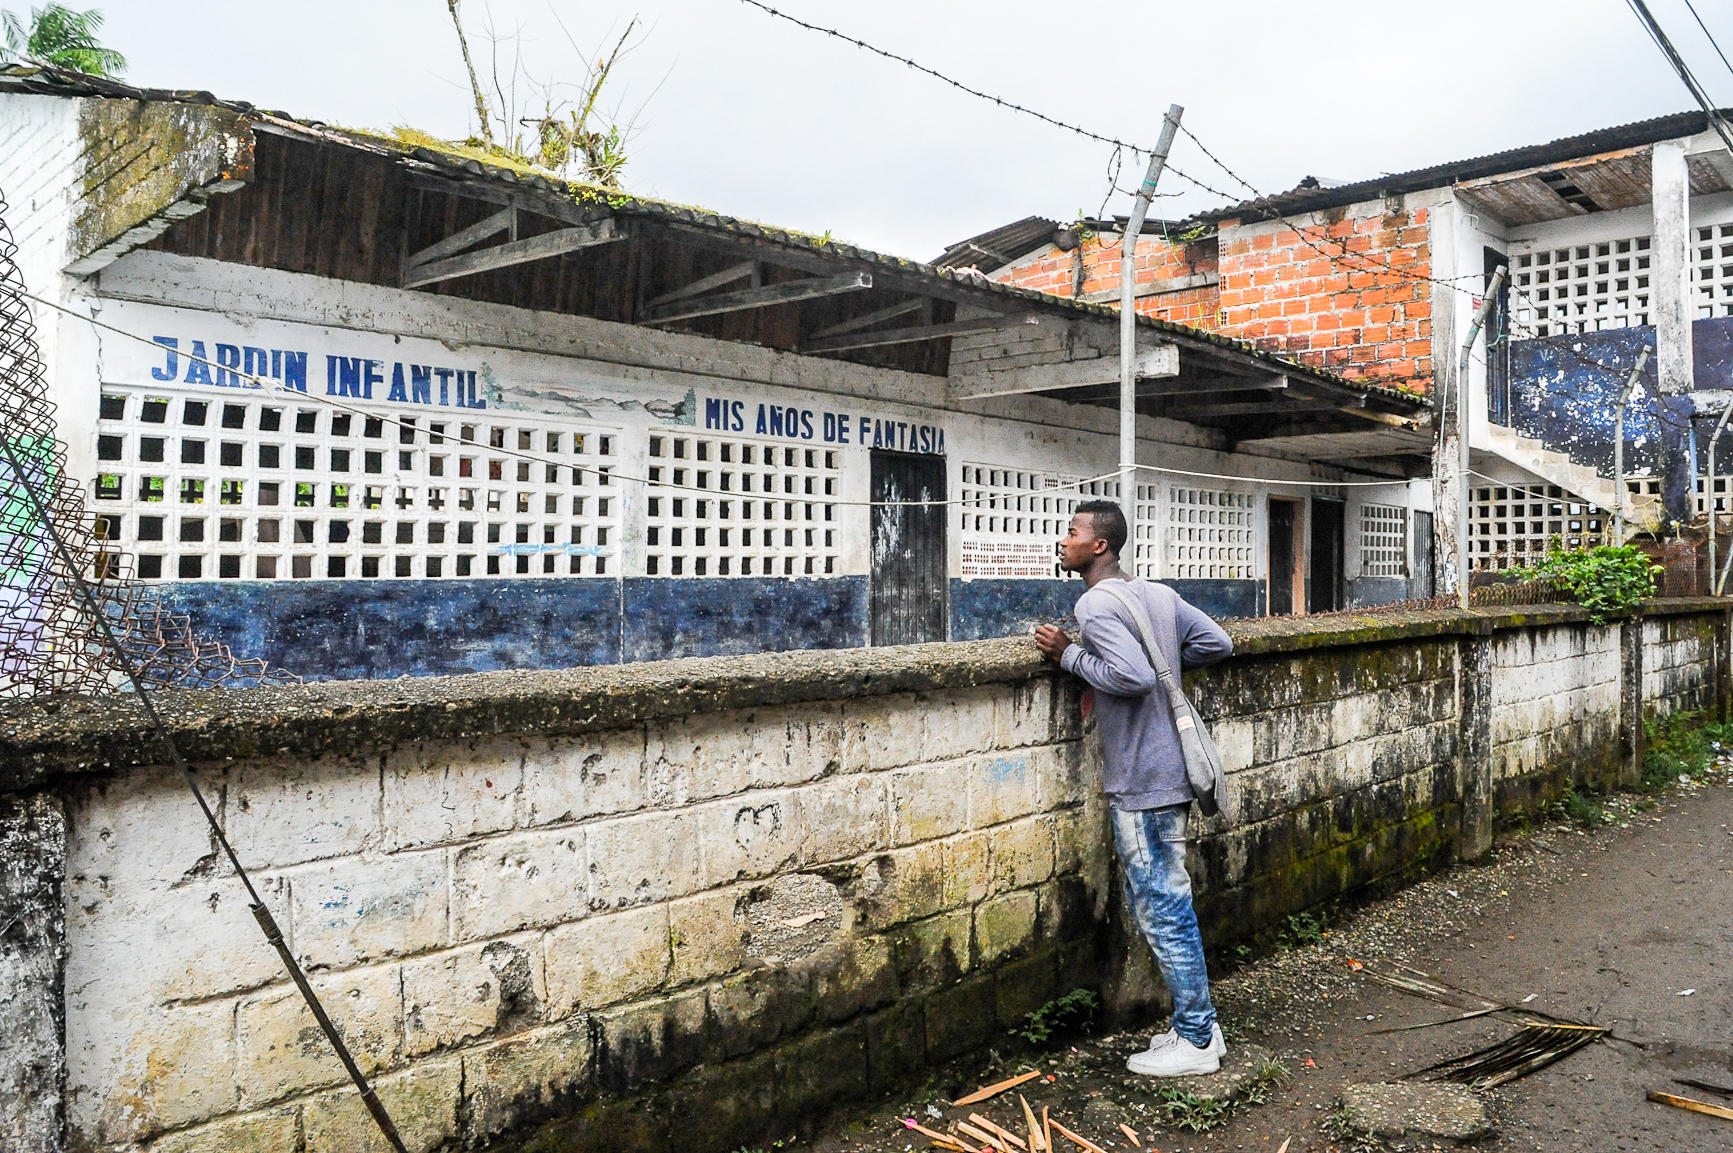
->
[0, 67, 1433, 679]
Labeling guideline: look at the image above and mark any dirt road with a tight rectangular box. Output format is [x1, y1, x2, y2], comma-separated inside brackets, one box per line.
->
[804, 771, 1733, 1153]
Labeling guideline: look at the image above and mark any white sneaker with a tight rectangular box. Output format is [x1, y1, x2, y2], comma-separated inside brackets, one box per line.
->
[1126, 1023, 1225, 1077]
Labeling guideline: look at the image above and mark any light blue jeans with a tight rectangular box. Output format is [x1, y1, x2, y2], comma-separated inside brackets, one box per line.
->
[1111, 804, 1217, 1047]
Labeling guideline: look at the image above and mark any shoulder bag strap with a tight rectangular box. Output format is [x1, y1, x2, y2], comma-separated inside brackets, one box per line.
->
[1095, 581, 1188, 714]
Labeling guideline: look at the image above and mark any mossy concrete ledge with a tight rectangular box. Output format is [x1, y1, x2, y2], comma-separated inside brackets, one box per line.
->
[3, 599, 1727, 794]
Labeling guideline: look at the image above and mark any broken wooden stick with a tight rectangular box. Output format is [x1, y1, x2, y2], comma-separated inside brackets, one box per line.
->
[1648, 1091, 1733, 1121]
[1019, 1094, 1045, 1152]
[905, 1120, 978, 1152]
[1118, 1122, 1140, 1145]
[958, 1121, 1007, 1151]
[953, 1069, 1043, 1107]
[1675, 1077, 1733, 1100]
[1042, 1105, 1053, 1153]
[969, 1113, 1028, 1150]
[1048, 1118, 1110, 1153]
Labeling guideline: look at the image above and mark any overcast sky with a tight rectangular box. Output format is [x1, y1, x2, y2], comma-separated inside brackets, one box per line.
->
[85, 0, 1733, 260]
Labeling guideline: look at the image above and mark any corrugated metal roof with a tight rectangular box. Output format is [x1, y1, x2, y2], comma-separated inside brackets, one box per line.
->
[0, 64, 1428, 412]
[932, 216, 1059, 269]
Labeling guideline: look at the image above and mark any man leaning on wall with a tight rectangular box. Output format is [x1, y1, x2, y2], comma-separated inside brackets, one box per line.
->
[1034, 500, 1234, 1076]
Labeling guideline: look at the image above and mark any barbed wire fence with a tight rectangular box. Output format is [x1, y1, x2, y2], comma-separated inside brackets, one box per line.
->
[0, 189, 297, 696]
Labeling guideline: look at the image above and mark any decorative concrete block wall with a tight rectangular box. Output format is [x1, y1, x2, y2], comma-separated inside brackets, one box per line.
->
[1, 600, 1726, 1153]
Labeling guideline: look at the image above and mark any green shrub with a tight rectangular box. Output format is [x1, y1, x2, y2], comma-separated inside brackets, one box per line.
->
[1641, 710, 1733, 792]
[1013, 987, 1098, 1045]
[1523, 544, 1659, 622]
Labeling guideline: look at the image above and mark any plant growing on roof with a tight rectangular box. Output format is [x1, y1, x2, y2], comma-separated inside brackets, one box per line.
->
[1, 3, 124, 76]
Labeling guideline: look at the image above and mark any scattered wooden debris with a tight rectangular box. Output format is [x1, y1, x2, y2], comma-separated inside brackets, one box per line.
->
[1649, 1091, 1733, 1121]
[1019, 1094, 1046, 1152]
[1676, 1078, 1733, 1100]
[1048, 1118, 1110, 1153]
[954, 1070, 1043, 1107]
[904, 1119, 976, 1152]
[1275, 1139, 1291, 1153]
[780, 911, 826, 928]
[958, 1120, 1007, 1151]
[1117, 1122, 1139, 1145]
[1042, 1105, 1053, 1153]
[969, 1113, 1028, 1150]
[1406, 1022, 1608, 1089]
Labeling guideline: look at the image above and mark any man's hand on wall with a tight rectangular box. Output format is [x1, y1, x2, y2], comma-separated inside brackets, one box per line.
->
[1034, 624, 1071, 663]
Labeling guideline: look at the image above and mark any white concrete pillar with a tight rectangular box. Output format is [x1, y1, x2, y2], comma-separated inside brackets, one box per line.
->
[1651, 139, 1696, 527]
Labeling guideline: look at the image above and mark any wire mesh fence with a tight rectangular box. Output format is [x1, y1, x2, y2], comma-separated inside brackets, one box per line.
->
[0, 187, 297, 697]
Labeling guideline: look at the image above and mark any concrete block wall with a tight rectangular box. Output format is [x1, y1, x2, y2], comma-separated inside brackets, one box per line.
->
[1642, 613, 1720, 720]
[1, 600, 1725, 1153]
[55, 680, 1107, 1153]
[1488, 622, 1623, 794]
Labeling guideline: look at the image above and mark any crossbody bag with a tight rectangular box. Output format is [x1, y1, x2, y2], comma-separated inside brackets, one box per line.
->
[1094, 581, 1235, 823]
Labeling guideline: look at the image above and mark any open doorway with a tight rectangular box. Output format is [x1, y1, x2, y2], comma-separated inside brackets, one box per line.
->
[1268, 497, 1304, 616]
[1308, 497, 1344, 613]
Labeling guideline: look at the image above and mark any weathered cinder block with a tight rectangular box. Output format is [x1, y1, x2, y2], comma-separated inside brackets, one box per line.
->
[382, 740, 523, 852]
[520, 729, 655, 827]
[85, 996, 237, 1141]
[587, 810, 701, 912]
[777, 1021, 870, 1119]
[658, 1048, 779, 1152]
[834, 694, 922, 772]
[798, 774, 890, 866]
[288, 848, 447, 971]
[994, 678, 1061, 750]
[224, 754, 383, 870]
[852, 841, 949, 930]
[968, 749, 1043, 828]
[668, 886, 750, 987]
[705, 966, 815, 1061]
[451, 828, 586, 940]
[460, 1019, 593, 1141]
[921, 687, 1000, 761]
[987, 816, 1056, 895]
[647, 706, 822, 803]
[993, 947, 1060, 1027]
[147, 1104, 300, 1153]
[594, 988, 708, 1093]
[303, 1056, 461, 1153]
[693, 790, 799, 888]
[864, 1000, 926, 1091]
[235, 964, 402, 1105]
[886, 909, 972, 990]
[402, 934, 544, 1056]
[923, 973, 997, 1062]
[811, 932, 898, 1023]
[975, 889, 1039, 965]
[544, 904, 670, 1017]
[887, 761, 971, 846]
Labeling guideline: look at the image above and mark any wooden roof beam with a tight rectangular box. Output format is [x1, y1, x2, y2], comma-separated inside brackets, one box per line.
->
[644, 270, 872, 325]
[807, 298, 926, 341]
[805, 314, 1015, 354]
[403, 218, 626, 289]
[950, 344, 1178, 400]
[641, 260, 759, 312]
[1143, 372, 1288, 397]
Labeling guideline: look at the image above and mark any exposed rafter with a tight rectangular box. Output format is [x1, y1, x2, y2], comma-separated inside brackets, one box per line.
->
[804, 315, 1015, 354]
[642, 260, 759, 312]
[644, 270, 872, 325]
[950, 344, 1178, 400]
[1144, 373, 1289, 398]
[806, 298, 925, 342]
[403, 218, 626, 289]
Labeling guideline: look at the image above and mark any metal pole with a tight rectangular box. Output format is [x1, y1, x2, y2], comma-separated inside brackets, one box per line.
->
[1120, 104, 1183, 573]
[1709, 399, 1733, 592]
[1456, 264, 1506, 609]
[1612, 349, 1652, 546]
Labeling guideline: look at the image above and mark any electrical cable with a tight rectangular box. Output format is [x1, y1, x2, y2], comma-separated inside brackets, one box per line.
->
[1681, 0, 1733, 85]
[1626, 0, 1733, 154]
[0, 413, 409, 1150]
[29, 288, 1412, 503]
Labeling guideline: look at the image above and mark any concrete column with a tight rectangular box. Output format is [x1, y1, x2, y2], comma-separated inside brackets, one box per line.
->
[1456, 626, 1494, 861]
[1652, 140, 1698, 530]
[1620, 614, 1646, 789]
[0, 792, 66, 1153]
[1431, 208, 1464, 594]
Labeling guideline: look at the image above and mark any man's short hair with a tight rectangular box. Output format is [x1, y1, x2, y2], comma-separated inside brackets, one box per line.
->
[1076, 499, 1128, 557]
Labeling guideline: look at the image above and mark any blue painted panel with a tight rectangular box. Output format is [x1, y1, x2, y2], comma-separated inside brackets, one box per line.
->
[1166, 579, 1261, 620]
[949, 579, 1080, 641]
[620, 577, 867, 663]
[1347, 576, 1410, 609]
[157, 578, 621, 681]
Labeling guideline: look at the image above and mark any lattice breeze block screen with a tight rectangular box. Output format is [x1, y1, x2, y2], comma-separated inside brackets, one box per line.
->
[643, 431, 839, 577]
[1164, 486, 1255, 580]
[958, 466, 1119, 578]
[1510, 236, 1651, 336]
[1468, 484, 1605, 570]
[1695, 223, 1733, 319]
[1360, 503, 1408, 578]
[91, 387, 618, 581]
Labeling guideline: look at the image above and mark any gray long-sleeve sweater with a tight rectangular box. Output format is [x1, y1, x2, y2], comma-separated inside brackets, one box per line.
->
[1058, 577, 1234, 810]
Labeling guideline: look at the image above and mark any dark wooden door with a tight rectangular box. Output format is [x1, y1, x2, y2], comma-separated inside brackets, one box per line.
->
[1484, 246, 1512, 427]
[1268, 499, 1297, 616]
[1308, 497, 1345, 613]
[1413, 510, 1436, 598]
[870, 450, 947, 645]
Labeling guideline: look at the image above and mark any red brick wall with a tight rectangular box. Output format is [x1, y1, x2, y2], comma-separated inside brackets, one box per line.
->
[1216, 206, 1432, 393]
[993, 233, 1221, 329]
[991, 203, 1434, 395]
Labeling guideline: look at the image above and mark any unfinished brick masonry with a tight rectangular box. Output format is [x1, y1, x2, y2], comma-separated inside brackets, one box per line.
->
[994, 203, 1435, 393]
[0, 600, 1726, 1153]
